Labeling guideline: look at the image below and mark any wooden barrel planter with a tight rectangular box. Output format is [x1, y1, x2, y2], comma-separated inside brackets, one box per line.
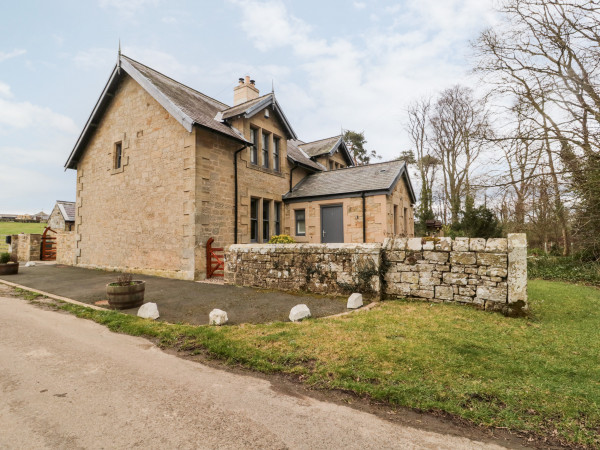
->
[0, 262, 19, 275]
[106, 281, 145, 309]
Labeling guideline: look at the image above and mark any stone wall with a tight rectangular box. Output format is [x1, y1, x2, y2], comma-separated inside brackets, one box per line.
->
[56, 231, 76, 265]
[225, 243, 381, 297]
[383, 235, 527, 314]
[225, 234, 528, 314]
[10, 234, 41, 262]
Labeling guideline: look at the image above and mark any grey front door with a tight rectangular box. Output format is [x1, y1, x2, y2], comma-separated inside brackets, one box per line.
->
[321, 205, 344, 243]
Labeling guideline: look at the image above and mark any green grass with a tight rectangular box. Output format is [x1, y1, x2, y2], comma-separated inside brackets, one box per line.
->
[20, 280, 600, 447]
[529, 255, 600, 285]
[0, 221, 46, 252]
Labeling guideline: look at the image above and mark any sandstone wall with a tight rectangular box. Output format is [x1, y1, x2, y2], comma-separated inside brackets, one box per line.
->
[225, 234, 528, 314]
[10, 234, 41, 262]
[74, 74, 196, 280]
[56, 231, 76, 265]
[225, 243, 381, 297]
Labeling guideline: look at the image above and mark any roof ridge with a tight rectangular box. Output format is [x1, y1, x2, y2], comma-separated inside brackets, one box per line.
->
[336, 159, 404, 170]
[221, 93, 273, 111]
[121, 54, 231, 109]
[301, 135, 342, 145]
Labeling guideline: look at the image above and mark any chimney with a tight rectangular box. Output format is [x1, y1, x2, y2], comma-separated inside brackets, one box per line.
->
[233, 75, 259, 106]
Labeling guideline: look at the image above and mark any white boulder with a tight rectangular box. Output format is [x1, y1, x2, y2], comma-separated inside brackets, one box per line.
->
[289, 304, 311, 322]
[209, 309, 228, 326]
[137, 302, 159, 320]
[347, 293, 363, 309]
[25, 261, 36, 267]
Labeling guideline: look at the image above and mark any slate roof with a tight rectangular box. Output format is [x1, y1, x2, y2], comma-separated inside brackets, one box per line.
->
[220, 94, 273, 119]
[286, 141, 326, 171]
[300, 136, 342, 157]
[284, 160, 416, 202]
[123, 56, 245, 143]
[56, 201, 76, 222]
[65, 54, 302, 169]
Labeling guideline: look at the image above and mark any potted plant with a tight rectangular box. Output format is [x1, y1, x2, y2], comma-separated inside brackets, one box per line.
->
[106, 273, 145, 309]
[0, 252, 18, 275]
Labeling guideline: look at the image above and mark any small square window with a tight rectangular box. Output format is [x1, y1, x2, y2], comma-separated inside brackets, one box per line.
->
[295, 209, 306, 236]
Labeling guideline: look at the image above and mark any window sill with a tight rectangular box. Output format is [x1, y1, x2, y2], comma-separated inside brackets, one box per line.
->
[249, 163, 284, 178]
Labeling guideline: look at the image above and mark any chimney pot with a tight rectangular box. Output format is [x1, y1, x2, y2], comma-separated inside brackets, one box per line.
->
[234, 75, 260, 105]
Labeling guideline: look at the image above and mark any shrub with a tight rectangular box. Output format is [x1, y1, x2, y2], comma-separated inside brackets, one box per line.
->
[0, 252, 10, 264]
[268, 234, 295, 244]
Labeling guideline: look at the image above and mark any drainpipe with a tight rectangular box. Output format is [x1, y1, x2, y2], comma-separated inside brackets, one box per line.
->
[289, 163, 297, 192]
[362, 191, 366, 243]
[234, 145, 248, 244]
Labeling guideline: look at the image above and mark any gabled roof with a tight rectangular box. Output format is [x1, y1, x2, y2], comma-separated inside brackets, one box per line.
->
[298, 135, 355, 166]
[283, 160, 417, 203]
[56, 201, 76, 222]
[219, 93, 297, 140]
[65, 54, 249, 169]
[286, 140, 326, 172]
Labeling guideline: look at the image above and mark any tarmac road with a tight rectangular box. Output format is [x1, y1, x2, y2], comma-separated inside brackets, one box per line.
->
[0, 295, 508, 449]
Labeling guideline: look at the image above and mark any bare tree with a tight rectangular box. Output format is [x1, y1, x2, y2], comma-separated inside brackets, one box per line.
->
[429, 85, 489, 225]
[406, 98, 439, 225]
[473, 0, 600, 254]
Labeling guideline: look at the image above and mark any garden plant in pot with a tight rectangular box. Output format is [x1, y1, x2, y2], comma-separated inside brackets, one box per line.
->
[0, 252, 18, 275]
[106, 273, 145, 309]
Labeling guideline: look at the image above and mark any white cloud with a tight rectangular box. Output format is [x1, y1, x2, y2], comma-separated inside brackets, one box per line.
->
[162, 16, 177, 24]
[353, 1, 366, 10]
[98, 0, 160, 17]
[232, 0, 497, 159]
[0, 49, 26, 63]
[0, 82, 12, 98]
[0, 83, 78, 134]
[73, 48, 115, 70]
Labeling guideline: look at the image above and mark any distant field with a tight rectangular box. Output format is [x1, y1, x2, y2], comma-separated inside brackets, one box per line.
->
[0, 222, 47, 253]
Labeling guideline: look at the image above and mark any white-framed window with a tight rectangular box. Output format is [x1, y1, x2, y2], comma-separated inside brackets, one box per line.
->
[295, 209, 306, 236]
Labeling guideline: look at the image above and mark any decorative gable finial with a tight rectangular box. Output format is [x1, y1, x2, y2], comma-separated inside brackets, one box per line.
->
[271, 79, 274, 94]
[117, 39, 121, 73]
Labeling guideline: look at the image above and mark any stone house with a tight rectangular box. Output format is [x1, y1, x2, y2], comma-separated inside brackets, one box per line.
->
[64, 53, 416, 280]
[48, 201, 75, 231]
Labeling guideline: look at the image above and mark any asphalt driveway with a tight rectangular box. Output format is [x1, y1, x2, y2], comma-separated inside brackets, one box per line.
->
[0, 264, 348, 325]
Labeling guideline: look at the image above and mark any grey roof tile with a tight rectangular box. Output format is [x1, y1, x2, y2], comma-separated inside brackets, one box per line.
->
[56, 201, 76, 222]
[287, 141, 326, 171]
[220, 94, 273, 119]
[123, 56, 246, 143]
[284, 160, 408, 200]
[299, 135, 342, 157]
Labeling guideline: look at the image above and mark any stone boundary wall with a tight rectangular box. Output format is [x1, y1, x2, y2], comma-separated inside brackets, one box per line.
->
[56, 231, 76, 265]
[225, 244, 381, 297]
[225, 234, 528, 314]
[383, 235, 527, 314]
[10, 234, 41, 262]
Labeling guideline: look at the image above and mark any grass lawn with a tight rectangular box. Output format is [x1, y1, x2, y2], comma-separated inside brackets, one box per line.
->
[0, 222, 46, 252]
[28, 280, 600, 447]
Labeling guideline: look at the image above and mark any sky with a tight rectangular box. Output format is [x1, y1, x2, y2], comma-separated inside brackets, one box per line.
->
[0, 0, 498, 214]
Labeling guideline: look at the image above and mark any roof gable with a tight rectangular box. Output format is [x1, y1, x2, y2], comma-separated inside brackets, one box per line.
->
[55, 201, 76, 222]
[65, 54, 248, 169]
[219, 93, 297, 140]
[298, 136, 355, 166]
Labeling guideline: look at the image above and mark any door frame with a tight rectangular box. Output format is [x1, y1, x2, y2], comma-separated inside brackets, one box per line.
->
[320, 203, 344, 243]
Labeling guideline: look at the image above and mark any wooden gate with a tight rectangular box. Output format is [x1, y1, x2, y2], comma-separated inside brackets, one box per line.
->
[41, 227, 57, 261]
[206, 237, 224, 278]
